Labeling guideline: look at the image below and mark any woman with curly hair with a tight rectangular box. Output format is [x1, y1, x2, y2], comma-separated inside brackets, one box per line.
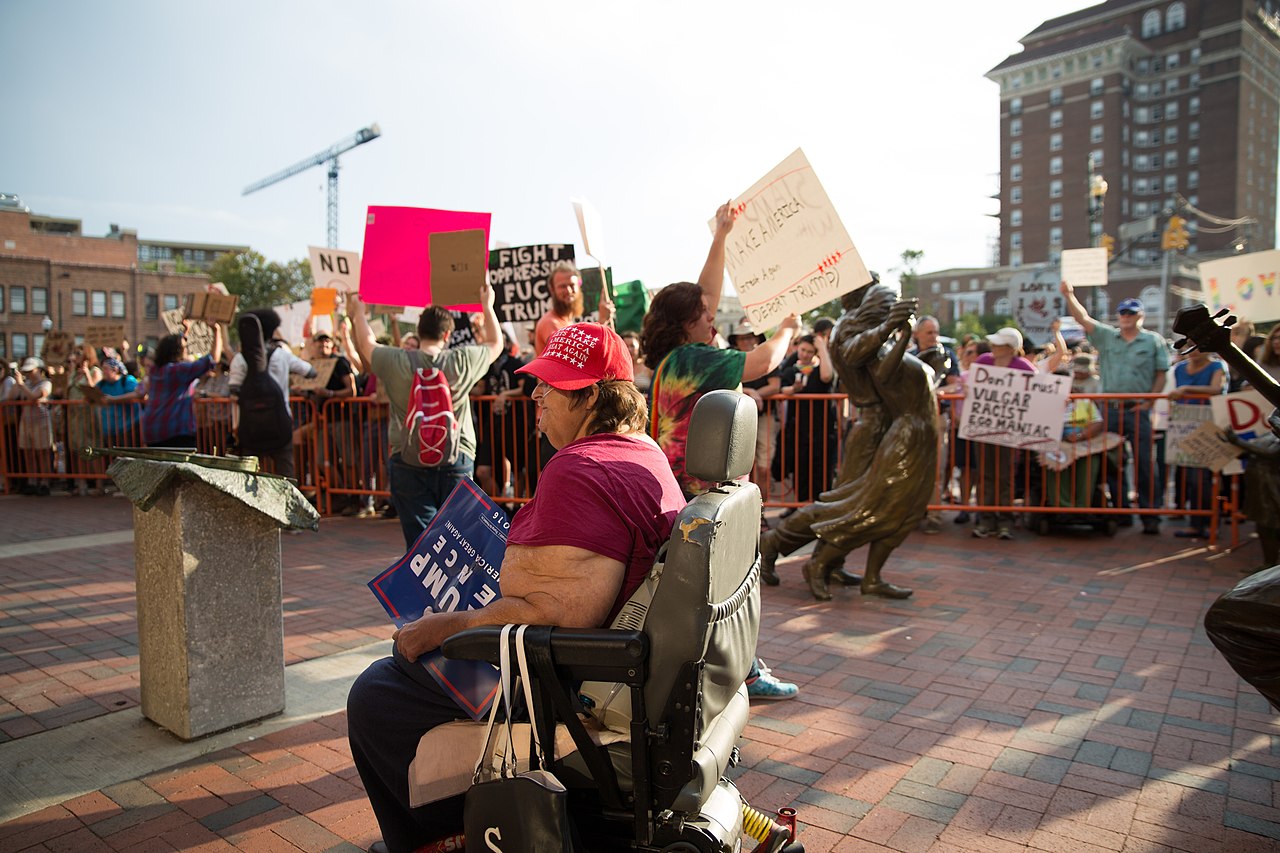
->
[140, 324, 223, 448]
[641, 202, 799, 497]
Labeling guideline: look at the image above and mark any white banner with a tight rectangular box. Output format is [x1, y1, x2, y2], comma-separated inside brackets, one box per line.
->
[720, 149, 870, 331]
[1060, 247, 1108, 287]
[1211, 389, 1271, 475]
[1199, 249, 1280, 324]
[1011, 270, 1066, 347]
[957, 364, 1071, 449]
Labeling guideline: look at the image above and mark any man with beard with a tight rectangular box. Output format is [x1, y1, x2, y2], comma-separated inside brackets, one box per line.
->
[535, 261, 613, 355]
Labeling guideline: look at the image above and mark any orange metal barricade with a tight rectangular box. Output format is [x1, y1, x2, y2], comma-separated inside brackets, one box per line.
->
[0, 391, 1248, 550]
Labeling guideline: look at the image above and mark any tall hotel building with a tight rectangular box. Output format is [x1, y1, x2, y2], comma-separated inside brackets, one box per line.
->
[916, 0, 1280, 332]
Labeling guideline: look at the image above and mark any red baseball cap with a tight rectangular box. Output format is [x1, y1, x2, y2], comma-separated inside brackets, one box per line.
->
[516, 322, 634, 390]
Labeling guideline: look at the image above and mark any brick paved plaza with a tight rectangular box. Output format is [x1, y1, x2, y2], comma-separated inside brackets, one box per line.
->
[0, 492, 1278, 852]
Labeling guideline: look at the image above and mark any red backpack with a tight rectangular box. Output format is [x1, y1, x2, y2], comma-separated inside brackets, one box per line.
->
[401, 350, 461, 467]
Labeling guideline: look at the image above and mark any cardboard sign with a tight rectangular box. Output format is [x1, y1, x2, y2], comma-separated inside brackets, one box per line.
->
[572, 198, 608, 267]
[367, 478, 509, 720]
[1060, 248, 1109, 287]
[308, 246, 361, 293]
[487, 244, 576, 325]
[1167, 402, 1217, 467]
[41, 330, 73, 365]
[429, 229, 489, 309]
[361, 206, 492, 310]
[311, 287, 340, 318]
[957, 363, 1071, 449]
[1211, 389, 1270, 476]
[161, 308, 186, 336]
[1199, 249, 1280, 324]
[290, 357, 340, 392]
[723, 148, 870, 331]
[84, 324, 126, 349]
[1011, 270, 1066, 347]
[79, 383, 107, 404]
[184, 291, 239, 325]
[1176, 420, 1244, 472]
[184, 321, 215, 358]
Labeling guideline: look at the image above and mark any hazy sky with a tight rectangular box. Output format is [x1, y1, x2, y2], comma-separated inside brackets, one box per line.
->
[2, 0, 1091, 292]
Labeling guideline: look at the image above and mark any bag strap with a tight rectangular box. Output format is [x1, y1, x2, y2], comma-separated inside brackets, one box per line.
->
[513, 625, 544, 768]
[473, 624, 517, 783]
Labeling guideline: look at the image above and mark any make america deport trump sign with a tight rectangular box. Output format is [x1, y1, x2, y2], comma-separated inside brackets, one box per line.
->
[720, 149, 872, 331]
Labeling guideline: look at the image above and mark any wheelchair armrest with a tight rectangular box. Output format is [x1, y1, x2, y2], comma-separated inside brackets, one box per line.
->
[442, 626, 649, 684]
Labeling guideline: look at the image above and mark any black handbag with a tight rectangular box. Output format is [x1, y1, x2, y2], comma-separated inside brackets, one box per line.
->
[464, 625, 575, 852]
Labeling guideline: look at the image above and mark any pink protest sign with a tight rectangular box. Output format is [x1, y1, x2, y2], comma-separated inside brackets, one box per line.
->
[361, 206, 492, 309]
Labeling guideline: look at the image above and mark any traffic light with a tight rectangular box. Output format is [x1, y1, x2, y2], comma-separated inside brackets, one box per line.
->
[1162, 215, 1190, 251]
[1101, 234, 1116, 260]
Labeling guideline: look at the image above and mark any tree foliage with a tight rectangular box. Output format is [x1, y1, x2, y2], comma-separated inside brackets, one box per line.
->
[892, 249, 925, 299]
[208, 251, 313, 309]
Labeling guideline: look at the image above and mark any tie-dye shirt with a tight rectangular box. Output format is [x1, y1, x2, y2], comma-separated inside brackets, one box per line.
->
[650, 343, 746, 496]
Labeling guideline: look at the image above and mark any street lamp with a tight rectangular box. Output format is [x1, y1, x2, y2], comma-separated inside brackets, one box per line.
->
[1087, 155, 1108, 314]
[41, 315, 52, 333]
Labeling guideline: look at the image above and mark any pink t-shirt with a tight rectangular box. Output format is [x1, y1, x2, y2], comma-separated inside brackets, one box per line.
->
[507, 432, 685, 622]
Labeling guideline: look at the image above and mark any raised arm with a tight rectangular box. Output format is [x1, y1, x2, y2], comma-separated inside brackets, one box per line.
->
[476, 280, 503, 363]
[345, 292, 377, 370]
[1059, 280, 1097, 336]
[1040, 319, 1068, 374]
[743, 313, 800, 381]
[697, 201, 736, 316]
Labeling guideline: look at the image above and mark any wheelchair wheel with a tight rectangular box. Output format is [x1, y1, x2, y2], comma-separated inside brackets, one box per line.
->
[659, 844, 702, 853]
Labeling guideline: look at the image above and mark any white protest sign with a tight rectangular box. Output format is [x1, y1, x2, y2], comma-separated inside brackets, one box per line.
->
[571, 199, 608, 268]
[1199, 249, 1280, 324]
[308, 246, 361, 294]
[1167, 402, 1216, 467]
[957, 363, 1071, 449]
[1176, 420, 1244, 472]
[1211, 389, 1270, 475]
[1011, 270, 1066, 347]
[1060, 247, 1108, 287]
[720, 148, 870, 331]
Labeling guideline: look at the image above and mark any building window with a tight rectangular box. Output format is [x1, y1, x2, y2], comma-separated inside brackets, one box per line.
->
[10, 286, 25, 314]
[1010, 97, 1022, 114]
[1190, 120, 1199, 139]
[1166, 1, 1186, 30]
[1188, 170, 1199, 188]
[1091, 150, 1104, 167]
[1166, 101, 1179, 120]
[1191, 46, 1201, 64]
[1050, 110, 1063, 128]
[1049, 156, 1063, 175]
[0, 333, 5, 358]
[1165, 151, 1178, 168]
[1091, 78, 1104, 96]
[931, 281, 941, 294]
[33, 334, 45, 357]
[1050, 203, 1063, 221]
[1190, 72, 1199, 88]
[1011, 164, 1023, 182]
[12, 333, 27, 359]
[1188, 145, 1199, 163]
[1050, 179, 1063, 198]
[1189, 96, 1200, 114]
[1165, 126, 1178, 144]
[91, 291, 107, 317]
[1091, 125, 1104, 143]
[1011, 209, 1023, 226]
[1164, 175, 1178, 193]
[31, 287, 47, 315]
[1010, 252, 1022, 268]
[163, 294, 178, 311]
[1142, 9, 1161, 37]
[1091, 101, 1104, 119]
[1050, 132, 1063, 151]
[1011, 141, 1022, 159]
[72, 290, 86, 315]
[1011, 232, 1022, 249]
[1010, 118, 1022, 137]
[145, 294, 159, 320]
[1011, 187, 1023, 203]
[1136, 154, 1152, 171]
[1167, 76, 1179, 94]
[1050, 87, 1063, 106]
[110, 292, 125, 318]
[1167, 52, 1180, 69]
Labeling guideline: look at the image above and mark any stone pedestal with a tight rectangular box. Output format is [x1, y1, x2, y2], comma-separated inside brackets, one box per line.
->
[110, 458, 319, 740]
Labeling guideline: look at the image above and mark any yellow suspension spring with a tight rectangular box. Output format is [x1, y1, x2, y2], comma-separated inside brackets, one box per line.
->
[741, 802, 791, 850]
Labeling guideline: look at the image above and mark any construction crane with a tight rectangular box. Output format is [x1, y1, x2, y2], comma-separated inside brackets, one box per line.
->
[242, 123, 381, 248]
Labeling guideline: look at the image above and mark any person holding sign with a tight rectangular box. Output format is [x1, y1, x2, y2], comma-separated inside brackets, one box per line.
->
[347, 285, 503, 549]
[970, 328, 1036, 540]
[1060, 282, 1169, 533]
[534, 262, 614, 355]
[140, 325, 224, 449]
[346, 322, 684, 852]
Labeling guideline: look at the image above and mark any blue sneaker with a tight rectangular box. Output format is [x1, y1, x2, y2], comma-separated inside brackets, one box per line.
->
[746, 664, 798, 701]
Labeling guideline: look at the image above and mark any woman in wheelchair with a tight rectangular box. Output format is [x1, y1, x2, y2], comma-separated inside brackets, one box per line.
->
[347, 323, 688, 852]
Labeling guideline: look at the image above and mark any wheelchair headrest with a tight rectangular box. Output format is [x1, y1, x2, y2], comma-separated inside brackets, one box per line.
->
[684, 390, 757, 484]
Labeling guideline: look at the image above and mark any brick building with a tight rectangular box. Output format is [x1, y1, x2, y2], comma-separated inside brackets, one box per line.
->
[916, 0, 1280, 336]
[0, 199, 247, 362]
